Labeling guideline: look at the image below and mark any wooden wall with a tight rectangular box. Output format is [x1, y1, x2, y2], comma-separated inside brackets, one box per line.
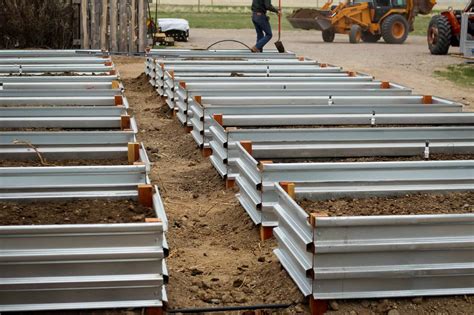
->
[80, 0, 148, 53]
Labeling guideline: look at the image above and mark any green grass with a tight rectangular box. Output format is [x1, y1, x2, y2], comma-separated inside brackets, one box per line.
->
[412, 14, 432, 36]
[152, 5, 437, 36]
[152, 5, 293, 30]
[156, 12, 293, 30]
[434, 64, 474, 87]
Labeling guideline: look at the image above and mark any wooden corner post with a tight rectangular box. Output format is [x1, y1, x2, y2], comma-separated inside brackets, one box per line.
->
[138, 184, 153, 208]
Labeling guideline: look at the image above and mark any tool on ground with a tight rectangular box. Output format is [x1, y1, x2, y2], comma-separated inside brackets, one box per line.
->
[287, 0, 436, 44]
[274, 0, 286, 52]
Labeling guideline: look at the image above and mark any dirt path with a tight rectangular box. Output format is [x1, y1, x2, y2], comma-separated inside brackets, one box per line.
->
[177, 29, 473, 111]
[117, 58, 303, 311]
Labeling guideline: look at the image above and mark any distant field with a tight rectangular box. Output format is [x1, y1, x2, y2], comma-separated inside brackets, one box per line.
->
[153, 5, 435, 36]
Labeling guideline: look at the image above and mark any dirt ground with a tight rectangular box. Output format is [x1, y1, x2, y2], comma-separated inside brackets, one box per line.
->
[0, 199, 154, 225]
[121, 70, 304, 312]
[112, 51, 473, 315]
[299, 191, 474, 216]
[178, 30, 473, 111]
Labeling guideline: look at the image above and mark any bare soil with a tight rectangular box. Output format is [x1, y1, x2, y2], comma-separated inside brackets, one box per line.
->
[299, 192, 474, 216]
[120, 68, 304, 310]
[0, 199, 154, 225]
[0, 158, 128, 167]
[326, 296, 473, 315]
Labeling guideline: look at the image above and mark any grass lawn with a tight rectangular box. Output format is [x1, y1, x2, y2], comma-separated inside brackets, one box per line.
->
[153, 5, 434, 36]
[435, 64, 474, 87]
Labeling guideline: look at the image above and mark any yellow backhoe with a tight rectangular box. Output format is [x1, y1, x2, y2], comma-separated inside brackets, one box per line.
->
[288, 0, 436, 44]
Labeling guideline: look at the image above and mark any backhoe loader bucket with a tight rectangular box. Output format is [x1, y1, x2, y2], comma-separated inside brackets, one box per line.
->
[413, 0, 437, 15]
[287, 8, 333, 31]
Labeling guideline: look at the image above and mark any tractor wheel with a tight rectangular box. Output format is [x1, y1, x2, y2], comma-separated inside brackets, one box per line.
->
[361, 32, 381, 43]
[349, 25, 362, 44]
[381, 14, 409, 44]
[427, 15, 452, 54]
[322, 29, 335, 42]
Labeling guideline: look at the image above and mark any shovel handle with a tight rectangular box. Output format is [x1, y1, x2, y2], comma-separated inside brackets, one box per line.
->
[278, 0, 282, 40]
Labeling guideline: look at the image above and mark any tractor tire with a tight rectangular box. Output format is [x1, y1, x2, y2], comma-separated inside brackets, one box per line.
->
[361, 32, 381, 43]
[349, 25, 362, 44]
[322, 29, 335, 42]
[381, 14, 409, 44]
[427, 15, 452, 55]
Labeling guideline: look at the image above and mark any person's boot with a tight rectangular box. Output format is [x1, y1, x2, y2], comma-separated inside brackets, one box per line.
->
[250, 46, 260, 53]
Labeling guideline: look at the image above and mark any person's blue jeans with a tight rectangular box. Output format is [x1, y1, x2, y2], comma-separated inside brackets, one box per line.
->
[252, 12, 273, 51]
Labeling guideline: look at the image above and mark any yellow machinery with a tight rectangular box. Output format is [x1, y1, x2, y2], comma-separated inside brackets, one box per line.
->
[288, 0, 436, 44]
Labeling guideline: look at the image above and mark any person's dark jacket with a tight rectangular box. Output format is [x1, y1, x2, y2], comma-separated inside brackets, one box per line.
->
[251, 0, 278, 14]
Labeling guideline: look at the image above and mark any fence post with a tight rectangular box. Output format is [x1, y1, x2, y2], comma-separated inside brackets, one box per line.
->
[130, 0, 137, 53]
[100, 0, 108, 50]
[81, 0, 89, 48]
[138, 0, 147, 52]
[119, 0, 127, 52]
[110, 0, 118, 52]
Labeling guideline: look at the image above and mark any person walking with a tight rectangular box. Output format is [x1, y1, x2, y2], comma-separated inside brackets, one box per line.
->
[251, 0, 280, 52]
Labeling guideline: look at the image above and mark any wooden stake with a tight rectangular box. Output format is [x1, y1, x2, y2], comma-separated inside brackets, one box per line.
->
[309, 297, 328, 315]
[260, 225, 273, 241]
[308, 212, 328, 227]
[128, 142, 140, 164]
[347, 71, 356, 77]
[184, 126, 193, 133]
[213, 113, 223, 126]
[114, 95, 123, 105]
[422, 95, 433, 104]
[225, 178, 235, 189]
[202, 147, 212, 157]
[145, 217, 161, 223]
[380, 81, 390, 89]
[138, 184, 153, 208]
[194, 95, 202, 105]
[112, 80, 120, 89]
[179, 81, 186, 89]
[146, 307, 163, 315]
[280, 182, 295, 199]
[121, 114, 131, 130]
[240, 141, 253, 155]
[258, 160, 273, 170]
